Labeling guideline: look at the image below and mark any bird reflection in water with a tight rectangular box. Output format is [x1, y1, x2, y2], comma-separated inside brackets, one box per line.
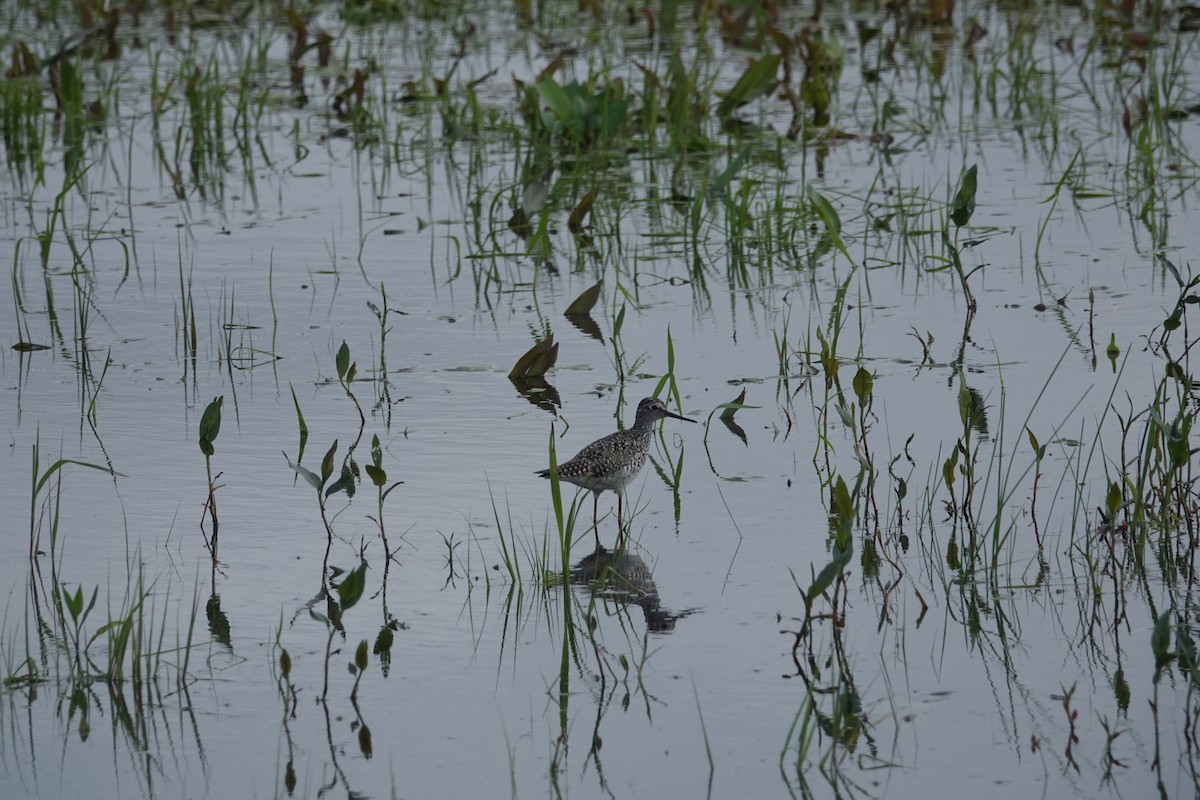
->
[569, 546, 695, 633]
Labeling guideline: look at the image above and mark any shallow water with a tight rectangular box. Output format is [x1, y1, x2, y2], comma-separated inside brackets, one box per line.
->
[2, 2, 1199, 799]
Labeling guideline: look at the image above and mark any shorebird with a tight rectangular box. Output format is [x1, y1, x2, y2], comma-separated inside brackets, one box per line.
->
[537, 396, 695, 548]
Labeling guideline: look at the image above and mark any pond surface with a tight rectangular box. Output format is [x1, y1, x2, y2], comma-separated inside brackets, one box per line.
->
[2, 1, 1200, 798]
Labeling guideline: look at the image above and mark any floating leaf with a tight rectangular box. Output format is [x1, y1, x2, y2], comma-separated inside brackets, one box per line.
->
[12, 341, 50, 352]
[719, 388, 753, 422]
[565, 280, 603, 316]
[509, 335, 558, 378]
[565, 312, 604, 342]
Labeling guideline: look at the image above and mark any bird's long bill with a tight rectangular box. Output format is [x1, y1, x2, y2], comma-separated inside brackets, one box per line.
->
[666, 408, 698, 423]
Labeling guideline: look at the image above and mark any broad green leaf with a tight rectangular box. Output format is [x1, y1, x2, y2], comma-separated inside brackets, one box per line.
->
[1105, 480, 1121, 520]
[371, 434, 383, 468]
[336, 341, 350, 381]
[321, 440, 338, 484]
[716, 53, 781, 117]
[806, 557, 842, 602]
[1106, 334, 1120, 359]
[597, 95, 628, 139]
[852, 367, 873, 403]
[942, 448, 959, 488]
[337, 562, 368, 612]
[289, 384, 309, 461]
[283, 451, 323, 491]
[950, 165, 978, 228]
[62, 585, 83, 620]
[833, 476, 853, 526]
[365, 464, 387, 487]
[536, 77, 573, 123]
[1167, 418, 1191, 470]
[326, 466, 355, 498]
[199, 396, 223, 454]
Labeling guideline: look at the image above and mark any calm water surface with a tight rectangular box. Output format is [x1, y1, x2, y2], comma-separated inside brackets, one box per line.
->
[2, 2, 1199, 799]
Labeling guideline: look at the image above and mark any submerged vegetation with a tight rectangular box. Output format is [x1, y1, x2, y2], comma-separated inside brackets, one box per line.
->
[2, 0, 1200, 797]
